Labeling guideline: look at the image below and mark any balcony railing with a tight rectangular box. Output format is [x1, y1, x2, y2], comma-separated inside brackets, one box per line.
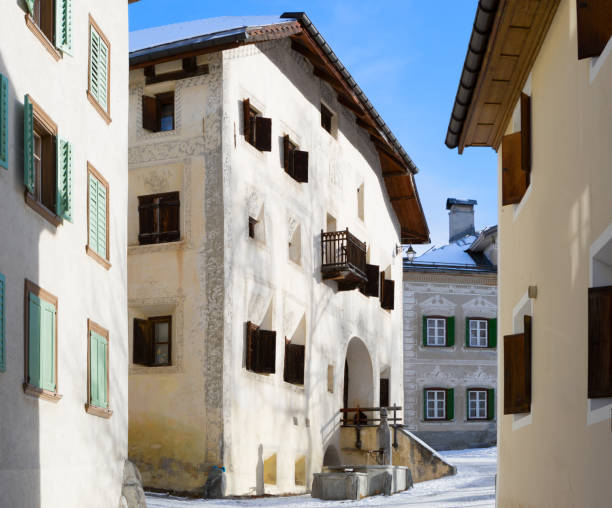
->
[321, 229, 367, 285]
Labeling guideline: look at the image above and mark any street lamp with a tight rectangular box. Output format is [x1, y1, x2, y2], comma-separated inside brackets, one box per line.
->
[406, 245, 416, 263]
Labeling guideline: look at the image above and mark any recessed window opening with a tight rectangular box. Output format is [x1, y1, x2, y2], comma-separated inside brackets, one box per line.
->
[284, 315, 306, 385]
[143, 91, 175, 132]
[33, 119, 56, 213]
[248, 217, 257, 239]
[426, 389, 446, 420]
[427, 318, 446, 346]
[469, 319, 488, 347]
[357, 183, 364, 221]
[249, 205, 265, 243]
[33, 0, 54, 41]
[133, 316, 172, 366]
[321, 103, 333, 134]
[289, 224, 302, 265]
[468, 390, 487, 419]
[326, 213, 337, 233]
[138, 191, 180, 244]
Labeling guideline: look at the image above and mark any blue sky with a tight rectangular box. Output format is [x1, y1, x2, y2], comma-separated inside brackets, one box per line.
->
[129, 0, 498, 252]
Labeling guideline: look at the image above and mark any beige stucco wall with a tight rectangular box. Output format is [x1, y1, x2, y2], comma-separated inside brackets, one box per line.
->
[403, 271, 497, 450]
[0, 2, 130, 507]
[127, 37, 406, 496]
[497, 1, 612, 506]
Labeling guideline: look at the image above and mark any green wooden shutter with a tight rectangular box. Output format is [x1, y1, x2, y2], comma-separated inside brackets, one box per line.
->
[28, 293, 41, 387]
[90, 27, 108, 112]
[446, 316, 455, 347]
[488, 318, 497, 348]
[88, 173, 98, 253]
[423, 388, 427, 419]
[90, 331, 108, 408]
[422, 316, 427, 346]
[56, 139, 73, 222]
[23, 95, 34, 193]
[96, 180, 107, 258]
[466, 389, 470, 420]
[487, 388, 495, 420]
[25, 0, 35, 15]
[55, 0, 73, 55]
[0, 74, 8, 170]
[465, 318, 470, 347]
[40, 300, 56, 391]
[0, 273, 5, 372]
[446, 388, 454, 420]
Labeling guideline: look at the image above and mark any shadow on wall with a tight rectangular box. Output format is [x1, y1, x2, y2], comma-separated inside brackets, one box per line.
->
[0, 43, 41, 507]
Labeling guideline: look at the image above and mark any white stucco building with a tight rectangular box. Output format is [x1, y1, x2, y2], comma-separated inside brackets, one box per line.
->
[0, 1, 132, 507]
[127, 13, 429, 496]
[403, 199, 498, 450]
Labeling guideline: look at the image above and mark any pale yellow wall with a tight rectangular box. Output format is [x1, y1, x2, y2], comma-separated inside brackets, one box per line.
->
[497, 1, 612, 506]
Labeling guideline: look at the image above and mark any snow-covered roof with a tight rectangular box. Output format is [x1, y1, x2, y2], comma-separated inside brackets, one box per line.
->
[415, 235, 479, 266]
[130, 15, 294, 53]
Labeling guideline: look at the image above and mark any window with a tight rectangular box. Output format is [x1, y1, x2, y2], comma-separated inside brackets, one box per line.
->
[504, 315, 532, 414]
[424, 388, 454, 420]
[467, 388, 495, 421]
[588, 286, 612, 398]
[380, 378, 389, 407]
[248, 206, 265, 243]
[24, 0, 72, 59]
[423, 316, 455, 346]
[133, 316, 172, 367]
[245, 321, 276, 374]
[138, 191, 180, 244]
[469, 319, 488, 347]
[284, 341, 305, 385]
[501, 93, 531, 206]
[142, 92, 175, 132]
[88, 16, 111, 123]
[288, 224, 301, 265]
[86, 319, 112, 418]
[87, 163, 110, 269]
[283, 135, 308, 183]
[23, 95, 73, 226]
[0, 272, 5, 372]
[24, 280, 61, 402]
[427, 318, 446, 346]
[242, 99, 271, 151]
[320, 103, 333, 134]
[1, 74, 8, 170]
[357, 183, 364, 221]
[576, 1, 612, 59]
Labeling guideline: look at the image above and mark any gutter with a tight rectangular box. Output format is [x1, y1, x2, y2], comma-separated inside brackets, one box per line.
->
[445, 0, 499, 149]
[282, 12, 418, 174]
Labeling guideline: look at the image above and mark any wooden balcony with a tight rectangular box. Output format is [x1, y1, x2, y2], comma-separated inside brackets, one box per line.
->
[321, 229, 367, 289]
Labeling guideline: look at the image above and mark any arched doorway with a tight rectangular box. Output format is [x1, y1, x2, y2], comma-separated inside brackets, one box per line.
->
[342, 337, 374, 414]
[323, 444, 341, 467]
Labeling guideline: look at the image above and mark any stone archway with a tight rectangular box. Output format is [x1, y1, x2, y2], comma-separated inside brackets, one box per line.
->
[343, 337, 374, 411]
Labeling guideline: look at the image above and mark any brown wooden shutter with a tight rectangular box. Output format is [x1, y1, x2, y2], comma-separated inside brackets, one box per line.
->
[243, 99, 251, 139]
[159, 191, 180, 242]
[283, 135, 291, 173]
[133, 318, 152, 365]
[379, 271, 385, 301]
[255, 117, 272, 152]
[142, 95, 159, 132]
[246, 321, 258, 371]
[138, 195, 156, 244]
[293, 151, 309, 183]
[501, 132, 528, 206]
[380, 378, 389, 407]
[504, 315, 532, 414]
[362, 264, 379, 297]
[257, 329, 276, 373]
[576, 0, 612, 60]
[520, 93, 531, 175]
[588, 286, 612, 398]
[382, 279, 395, 310]
[284, 343, 305, 385]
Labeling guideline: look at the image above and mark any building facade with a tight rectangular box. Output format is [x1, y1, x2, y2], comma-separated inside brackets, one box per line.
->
[127, 14, 429, 496]
[446, 0, 612, 506]
[403, 199, 497, 450]
[0, 1, 131, 507]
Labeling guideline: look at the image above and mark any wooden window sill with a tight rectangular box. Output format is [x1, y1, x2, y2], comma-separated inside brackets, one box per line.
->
[86, 246, 111, 270]
[25, 14, 62, 61]
[87, 91, 112, 125]
[85, 403, 113, 419]
[23, 383, 62, 403]
[25, 192, 62, 227]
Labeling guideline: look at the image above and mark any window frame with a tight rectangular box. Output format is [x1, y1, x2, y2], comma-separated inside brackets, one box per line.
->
[86, 319, 113, 418]
[157, 91, 175, 132]
[137, 191, 181, 245]
[25, 95, 61, 227]
[468, 318, 489, 348]
[150, 315, 172, 367]
[425, 388, 446, 420]
[426, 316, 447, 347]
[467, 388, 488, 421]
[23, 279, 61, 402]
[86, 162, 111, 269]
[87, 15, 111, 124]
[24, 0, 62, 61]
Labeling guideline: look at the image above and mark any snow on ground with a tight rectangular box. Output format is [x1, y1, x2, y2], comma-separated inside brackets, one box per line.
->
[146, 447, 496, 508]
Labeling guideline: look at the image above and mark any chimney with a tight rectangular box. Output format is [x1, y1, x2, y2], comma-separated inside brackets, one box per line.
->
[446, 198, 477, 243]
